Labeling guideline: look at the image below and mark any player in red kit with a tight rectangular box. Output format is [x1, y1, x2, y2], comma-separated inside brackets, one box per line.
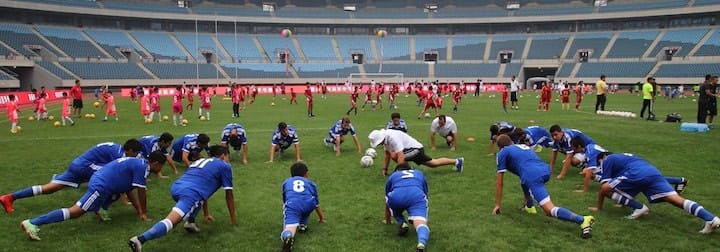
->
[172, 86, 184, 126]
[374, 84, 384, 110]
[575, 81, 584, 110]
[361, 86, 374, 111]
[7, 94, 20, 133]
[502, 87, 509, 113]
[417, 87, 439, 119]
[290, 88, 298, 104]
[561, 84, 571, 110]
[346, 86, 359, 115]
[452, 86, 462, 113]
[304, 84, 314, 117]
[199, 86, 212, 120]
[388, 84, 398, 110]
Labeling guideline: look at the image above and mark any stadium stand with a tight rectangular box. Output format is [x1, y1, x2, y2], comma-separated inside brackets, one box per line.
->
[435, 64, 499, 78]
[16, 0, 99, 8]
[0, 69, 17, 80]
[174, 33, 225, 61]
[35, 61, 75, 80]
[598, 0, 688, 13]
[648, 28, 709, 57]
[85, 29, 139, 59]
[192, 6, 270, 17]
[565, 32, 613, 59]
[294, 64, 358, 78]
[375, 37, 411, 60]
[606, 31, 659, 58]
[144, 63, 221, 79]
[415, 36, 448, 61]
[694, 29, 720, 56]
[515, 6, 593, 16]
[490, 35, 527, 61]
[0, 24, 62, 57]
[451, 36, 486, 61]
[296, 36, 337, 62]
[130, 31, 188, 60]
[654, 63, 720, 78]
[60, 62, 151, 79]
[102, 1, 189, 14]
[354, 9, 428, 19]
[216, 34, 265, 62]
[257, 35, 301, 63]
[527, 34, 569, 59]
[35, 26, 107, 59]
[503, 63, 523, 77]
[220, 63, 289, 79]
[335, 36, 374, 61]
[555, 63, 576, 78]
[363, 64, 427, 78]
[575, 62, 656, 78]
[276, 8, 349, 18]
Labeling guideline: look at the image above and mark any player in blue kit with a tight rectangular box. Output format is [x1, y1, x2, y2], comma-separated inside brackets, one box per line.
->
[492, 135, 595, 239]
[268, 122, 301, 163]
[384, 163, 430, 252]
[20, 152, 167, 241]
[323, 117, 362, 156]
[549, 125, 595, 179]
[280, 162, 325, 252]
[488, 121, 515, 155]
[589, 152, 720, 233]
[171, 133, 210, 169]
[128, 145, 236, 252]
[569, 137, 687, 194]
[220, 123, 248, 164]
[509, 126, 553, 152]
[386, 112, 408, 133]
[0, 140, 143, 214]
[139, 133, 178, 176]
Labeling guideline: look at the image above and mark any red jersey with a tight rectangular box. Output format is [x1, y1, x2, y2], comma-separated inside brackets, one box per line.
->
[453, 89, 462, 103]
[304, 88, 313, 103]
[350, 91, 359, 104]
[561, 88, 570, 103]
[6, 100, 18, 122]
[70, 85, 82, 100]
[140, 95, 150, 115]
[365, 88, 373, 101]
[62, 98, 71, 117]
[502, 89, 509, 103]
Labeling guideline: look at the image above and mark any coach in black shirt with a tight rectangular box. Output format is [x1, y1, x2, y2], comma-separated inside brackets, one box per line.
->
[697, 74, 719, 126]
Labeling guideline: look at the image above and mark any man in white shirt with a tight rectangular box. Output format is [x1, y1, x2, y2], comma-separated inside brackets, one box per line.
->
[429, 115, 458, 151]
[368, 129, 463, 176]
[510, 76, 520, 109]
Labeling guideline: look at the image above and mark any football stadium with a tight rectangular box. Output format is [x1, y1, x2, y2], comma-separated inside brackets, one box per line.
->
[0, 0, 719, 251]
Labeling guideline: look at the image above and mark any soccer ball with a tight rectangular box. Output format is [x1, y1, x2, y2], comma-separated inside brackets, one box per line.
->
[162, 115, 169, 121]
[572, 152, 587, 168]
[200, 116, 207, 121]
[93, 101, 100, 108]
[145, 118, 152, 124]
[89, 114, 96, 119]
[424, 112, 431, 118]
[365, 148, 377, 158]
[182, 119, 189, 125]
[84, 114, 90, 118]
[47, 116, 54, 121]
[53, 121, 61, 127]
[15, 126, 22, 132]
[360, 155, 374, 167]
[271, 102, 275, 106]
[27, 116, 35, 121]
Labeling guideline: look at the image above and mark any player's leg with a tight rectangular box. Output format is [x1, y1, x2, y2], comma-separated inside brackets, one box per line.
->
[665, 176, 688, 193]
[21, 192, 97, 240]
[520, 184, 537, 214]
[531, 182, 594, 238]
[281, 205, 302, 252]
[600, 180, 648, 219]
[417, 148, 462, 172]
[661, 194, 720, 233]
[129, 205, 185, 251]
[407, 196, 429, 251]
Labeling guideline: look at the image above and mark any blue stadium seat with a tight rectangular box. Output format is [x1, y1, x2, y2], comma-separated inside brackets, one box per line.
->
[432, 8, 507, 18]
[216, 34, 264, 62]
[131, 31, 188, 60]
[144, 63, 220, 79]
[598, 0, 687, 12]
[694, 0, 720, 6]
[0, 24, 62, 57]
[192, 6, 270, 17]
[102, 1, 189, 14]
[354, 9, 427, 19]
[276, 8, 349, 18]
[36, 26, 107, 59]
[575, 62, 656, 78]
[515, 6, 593, 16]
[694, 30, 720, 56]
[654, 63, 720, 78]
[375, 37, 410, 60]
[85, 29, 139, 59]
[60, 62, 151, 79]
[556, 62, 576, 78]
[335, 36, 374, 61]
[503, 63, 523, 77]
[296, 36, 337, 62]
[490, 35, 527, 61]
[415, 36, 448, 61]
[527, 34, 569, 59]
[35, 61, 75, 80]
[565, 32, 613, 59]
[363, 64, 427, 77]
[16, 0, 99, 8]
[221, 63, 290, 78]
[294, 64, 358, 78]
[435, 63, 499, 78]
[607, 31, 659, 58]
[291, 0, 327, 8]
[648, 28, 708, 57]
[257, 35, 301, 63]
[174, 33, 226, 61]
[0, 70, 17, 80]
[452, 36, 486, 60]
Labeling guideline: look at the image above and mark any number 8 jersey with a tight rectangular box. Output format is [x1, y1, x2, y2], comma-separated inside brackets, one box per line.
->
[282, 176, 319, 213]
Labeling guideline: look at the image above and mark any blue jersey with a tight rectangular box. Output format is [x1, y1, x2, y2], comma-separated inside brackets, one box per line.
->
[497, 144, 550, 183]
[87, 157, 149, 194]
[386, 119, 408, 133]
[552, 128, 595, 154]
[220, 123, 247, 145]
[139, 135, 169, 158]
[171, 158, 233, 200]
[282, 176, 319, 213]
[490, 121, 515, 140]
[329, 120, 356, 138]
[583, 144, 608, 171]
[70, 142, 125, 177]
[385, 169, 428, 196]
[599, 153, 664, 184]
[272, 126, 299, 149]
[524, 126, 553, 148]
[172, 134, 208, 155]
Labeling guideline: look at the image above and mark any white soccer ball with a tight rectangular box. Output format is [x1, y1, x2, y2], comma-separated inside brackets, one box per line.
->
[365, 148, 377, 158]
[572, 152, 587, 168]
[424, 112, 431, 118]
[360, 155, 374, 167]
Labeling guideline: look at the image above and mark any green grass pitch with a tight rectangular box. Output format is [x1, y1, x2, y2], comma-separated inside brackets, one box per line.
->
[1, 91, 718, 251]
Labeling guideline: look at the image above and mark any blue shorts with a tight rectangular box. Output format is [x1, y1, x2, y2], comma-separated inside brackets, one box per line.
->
[52, 159, 101, 188]
[385, 189, 428, 222]
[75, 189, 115, 212]
[521, 175, 551, 206]
[283, 201, 315, 227]
[171, 187, 205, 220]
[608, 174, 677, 203]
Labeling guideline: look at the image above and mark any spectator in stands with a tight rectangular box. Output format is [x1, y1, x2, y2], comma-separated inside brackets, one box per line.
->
[70, 79, 83, 118]
[697, 75, 719, 127]
[510, 76, 520, 110]
[594, 75, 607, 113]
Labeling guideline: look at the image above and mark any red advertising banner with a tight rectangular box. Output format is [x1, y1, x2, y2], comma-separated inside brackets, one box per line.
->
[0, 90, 66, 109]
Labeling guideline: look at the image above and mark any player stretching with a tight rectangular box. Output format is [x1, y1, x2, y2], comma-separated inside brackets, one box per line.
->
[20, 153, 166, 241]
[280, 162, 326, 252]
[368, 129, 463, 176]
[323, 117, 362, 156]
[384, 163, 431, 252]
[268, 122, 302, 163]
[492, 135, 595, 239]
[346, 86, 359, 116]
[139, 133, 178, 175]
[128, 146, 235, 252]
[220, 123, 248, 164]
